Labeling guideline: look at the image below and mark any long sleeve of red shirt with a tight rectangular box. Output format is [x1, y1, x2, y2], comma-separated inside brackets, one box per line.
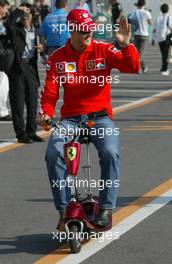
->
[40, 40, 140, 118]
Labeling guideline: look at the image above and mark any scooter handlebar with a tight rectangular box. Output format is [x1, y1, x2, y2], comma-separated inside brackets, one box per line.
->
[43, 119, 59, 131]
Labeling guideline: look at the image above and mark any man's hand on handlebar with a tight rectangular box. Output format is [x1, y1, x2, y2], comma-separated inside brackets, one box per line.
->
[36, 113, 51, 126]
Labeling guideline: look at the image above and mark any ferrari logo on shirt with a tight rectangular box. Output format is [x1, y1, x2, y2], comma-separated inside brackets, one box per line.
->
[67, 147, 77, 161]
[86, 60, 95, 70]
[86, 58, 106, 71]
[65, 62, 77, 73]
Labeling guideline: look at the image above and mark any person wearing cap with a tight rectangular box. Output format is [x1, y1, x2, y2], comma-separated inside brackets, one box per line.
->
[132, 0, 152, 73]
[40, 0, 70, 55]
[37, 9, 140, 229]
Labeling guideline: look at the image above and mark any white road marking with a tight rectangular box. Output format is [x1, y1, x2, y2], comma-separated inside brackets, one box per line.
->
[57, 188, 172, 264]
[120, 81, 172, 84]
[113, 89, 172, 113]
[0, 121, 13, 124]
[38, 88, 166, 93]
[110, 89, 165, 93]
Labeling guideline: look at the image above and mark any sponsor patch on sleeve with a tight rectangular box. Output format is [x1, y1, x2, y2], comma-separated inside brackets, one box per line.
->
[46, 63, 51, 71]
[109, 46, 119, 53]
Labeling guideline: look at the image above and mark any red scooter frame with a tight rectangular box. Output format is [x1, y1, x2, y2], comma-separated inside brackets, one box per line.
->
[47, 119, 112, 253]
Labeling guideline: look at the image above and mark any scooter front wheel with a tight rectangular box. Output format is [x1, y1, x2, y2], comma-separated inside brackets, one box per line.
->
[68, 225, 81, 253]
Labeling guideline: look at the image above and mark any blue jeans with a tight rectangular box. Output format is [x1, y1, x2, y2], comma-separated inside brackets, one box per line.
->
[45, 115, 120, 212]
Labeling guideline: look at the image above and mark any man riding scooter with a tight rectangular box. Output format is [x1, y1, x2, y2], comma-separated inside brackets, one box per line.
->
[37, 7, 140, 230]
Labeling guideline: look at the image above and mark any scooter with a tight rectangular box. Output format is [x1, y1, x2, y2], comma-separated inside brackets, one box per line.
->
[46, 119, 112, 253]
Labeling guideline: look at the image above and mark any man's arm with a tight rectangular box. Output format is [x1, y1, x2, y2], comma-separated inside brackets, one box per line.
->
[5, 7, 28, 29]
[108, 17, 140, 73]
[107, 44, 140, 73]
[38, 56, 59, 124]
[146, 10, 152, 25]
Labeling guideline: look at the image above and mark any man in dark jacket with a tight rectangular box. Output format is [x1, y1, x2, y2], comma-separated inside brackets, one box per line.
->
[6, 3, 44, 143]
[111, 0, 123, 26]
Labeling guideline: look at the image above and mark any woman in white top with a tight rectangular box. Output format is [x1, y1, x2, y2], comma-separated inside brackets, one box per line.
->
[153, 4, 172, 75]
[133, 0, 152, 73]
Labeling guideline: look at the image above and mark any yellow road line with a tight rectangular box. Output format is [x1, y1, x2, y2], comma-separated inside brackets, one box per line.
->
[144, 121, 172, 124]
[34, 178, 172, 264]
[0, 143, 24, 153]
[130, 125, 172, 128]
[160, 114, 172, 117]
[0, 131, 50, 153]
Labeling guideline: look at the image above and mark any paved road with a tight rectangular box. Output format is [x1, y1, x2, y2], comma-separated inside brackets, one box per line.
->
[0, 45, 172, 264]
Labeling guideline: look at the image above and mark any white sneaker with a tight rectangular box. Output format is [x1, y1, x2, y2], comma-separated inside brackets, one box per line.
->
[161, 70, 170, 76]
[142, 67, 149, 73]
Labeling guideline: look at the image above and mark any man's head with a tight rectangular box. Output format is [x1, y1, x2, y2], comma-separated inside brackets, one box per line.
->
[161, 4, 169, 14]
[0, 0, 9, 18]
[134, 0, 146, 8]
[78, 0, 86, 6]
[67, 9, 95, 51]
[55, 0, 68, 9]
[111, 0, 117, 4]
[19, 3, 33, 28]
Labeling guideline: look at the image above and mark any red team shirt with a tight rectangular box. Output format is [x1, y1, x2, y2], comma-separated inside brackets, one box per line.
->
[40, 39, 140, 118]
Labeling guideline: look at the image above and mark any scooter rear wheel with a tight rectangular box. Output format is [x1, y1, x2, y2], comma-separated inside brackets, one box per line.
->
[68, 225, 81, 253]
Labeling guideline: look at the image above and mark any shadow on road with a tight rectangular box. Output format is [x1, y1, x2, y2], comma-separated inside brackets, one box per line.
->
[25, 197, 172, 207]
[0, 233, 67, 255]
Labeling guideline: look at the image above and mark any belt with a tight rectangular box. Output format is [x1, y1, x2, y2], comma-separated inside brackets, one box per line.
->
[87, 109, 108, 120]
[21, 58, 34, 63]
[62, 109, 108, 121]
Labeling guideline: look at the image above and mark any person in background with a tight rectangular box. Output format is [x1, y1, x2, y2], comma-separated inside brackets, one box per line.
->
[0, 71, 11, 121]
[110, 0, 122, 26]
[152, 4, 172, 76]
[34, 0, 49, 21]
[6, 3, 44, 143]
[133, 0, 152, 73]
[40, 0, 69, 55]
[0, 0, 12, 121]
[86, 0, 92, 13]
[72, 0, 91, 14]
[110, 0, 123, 49]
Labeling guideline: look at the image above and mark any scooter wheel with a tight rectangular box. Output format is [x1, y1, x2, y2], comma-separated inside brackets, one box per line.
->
[68, 225, 81, 254]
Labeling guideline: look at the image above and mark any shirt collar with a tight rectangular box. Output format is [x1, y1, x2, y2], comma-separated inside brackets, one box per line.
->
[65, 38, 94, 57]
[54, 8, 66, 14]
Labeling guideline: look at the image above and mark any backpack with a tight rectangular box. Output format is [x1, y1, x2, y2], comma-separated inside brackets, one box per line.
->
[166, 16, 172, 46]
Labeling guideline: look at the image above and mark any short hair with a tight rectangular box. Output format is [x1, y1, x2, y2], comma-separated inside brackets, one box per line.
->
[55, 0, 67, 9]
[0, 0, 9, 7]
[161, 4, 169, 14]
